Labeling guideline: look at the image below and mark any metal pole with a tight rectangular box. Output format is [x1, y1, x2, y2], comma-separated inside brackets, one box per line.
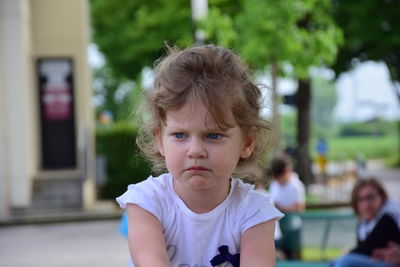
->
[191, 0, 208, 45]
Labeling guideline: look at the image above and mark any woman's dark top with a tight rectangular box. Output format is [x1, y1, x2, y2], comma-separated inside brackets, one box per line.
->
[352, 211, 400, 256]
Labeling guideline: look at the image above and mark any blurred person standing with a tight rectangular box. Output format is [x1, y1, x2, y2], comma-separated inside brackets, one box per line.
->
[268, 153, 306, 259]
[268, 153, 306, 213]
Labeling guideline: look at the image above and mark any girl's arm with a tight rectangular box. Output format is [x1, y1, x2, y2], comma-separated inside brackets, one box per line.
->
[240, 219, 276, 267]
[126, 203, 170, 267]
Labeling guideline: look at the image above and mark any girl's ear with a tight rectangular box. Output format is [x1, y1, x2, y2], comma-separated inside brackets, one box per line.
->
[155, 128, 165, 156]
[240, 134, 255, 159]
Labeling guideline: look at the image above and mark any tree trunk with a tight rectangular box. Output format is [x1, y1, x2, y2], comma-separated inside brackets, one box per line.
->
[271, 62, 281, 152]
[295, 79, 313, 186]
[390, 82, 400, 165]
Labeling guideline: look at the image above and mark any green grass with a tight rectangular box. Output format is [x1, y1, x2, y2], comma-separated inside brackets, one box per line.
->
[311, 135, 398, 162]
[302, 246, 344, 261]
[305, 194, 319, 204]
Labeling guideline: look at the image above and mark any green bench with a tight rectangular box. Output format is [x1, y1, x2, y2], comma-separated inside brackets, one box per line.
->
[280, 210, 355, 261]
[299, 210, 354, 260]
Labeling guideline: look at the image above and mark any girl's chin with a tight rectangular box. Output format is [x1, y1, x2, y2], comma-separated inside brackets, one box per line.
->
[172, 173, 230, 190]
[173, 175, 210, 189]
[187, 176, 214, 188]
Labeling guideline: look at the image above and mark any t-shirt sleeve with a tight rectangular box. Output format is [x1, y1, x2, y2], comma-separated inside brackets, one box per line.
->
[239, 191, 284, 235]
[115, 176, 166, 221]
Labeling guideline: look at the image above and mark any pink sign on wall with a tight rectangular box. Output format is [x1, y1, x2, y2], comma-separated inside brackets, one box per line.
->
[37, 58, 77, 169]
[42, 83, 72, 120]
[39, 59, 73, 121]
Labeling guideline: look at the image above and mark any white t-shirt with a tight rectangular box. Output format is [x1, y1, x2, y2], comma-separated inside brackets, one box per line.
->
[269, 172, 305, 209]
[116, 173, 283, 267]
[256, 188, 282, 240]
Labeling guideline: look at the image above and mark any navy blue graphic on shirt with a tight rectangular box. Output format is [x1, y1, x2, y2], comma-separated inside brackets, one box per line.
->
[210, 245, 240, 267]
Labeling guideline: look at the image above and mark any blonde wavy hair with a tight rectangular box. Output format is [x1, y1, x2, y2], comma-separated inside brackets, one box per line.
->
[136, 44, 274, 180]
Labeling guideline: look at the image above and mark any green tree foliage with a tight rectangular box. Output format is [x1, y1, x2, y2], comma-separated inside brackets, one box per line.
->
[93, 66, 144, 123]
[204, 0, 342, 78]
[91, 0, 193, 80]
[96, 123, 152, 199]
[339, 119, 397, 137]
[333, 0, 400, 91]
[91, 0, 196, 122]
[92, 66, 119, 117]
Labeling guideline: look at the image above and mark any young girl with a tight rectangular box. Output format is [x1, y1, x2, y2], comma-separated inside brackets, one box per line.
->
[116, 44, 283, 267]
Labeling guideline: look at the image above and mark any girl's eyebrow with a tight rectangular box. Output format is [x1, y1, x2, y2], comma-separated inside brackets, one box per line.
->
[206, 127, 229, 132]
[165, 125, 231, 133]
[163, 126, 188, 133]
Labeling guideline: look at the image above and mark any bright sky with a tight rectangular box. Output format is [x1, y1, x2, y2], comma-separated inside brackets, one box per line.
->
[334, 61, 400, 122]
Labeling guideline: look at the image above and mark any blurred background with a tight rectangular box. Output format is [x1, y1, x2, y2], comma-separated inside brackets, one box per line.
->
[0, 0, 399, 266]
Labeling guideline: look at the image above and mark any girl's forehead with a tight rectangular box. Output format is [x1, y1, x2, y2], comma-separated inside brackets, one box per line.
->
[163, 101, 236, 130]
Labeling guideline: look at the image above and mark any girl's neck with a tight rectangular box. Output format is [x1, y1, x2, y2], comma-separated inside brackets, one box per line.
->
[173, 179, 231, 214]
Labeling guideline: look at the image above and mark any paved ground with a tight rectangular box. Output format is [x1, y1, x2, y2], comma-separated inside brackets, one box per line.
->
[0, 220, 128, 267]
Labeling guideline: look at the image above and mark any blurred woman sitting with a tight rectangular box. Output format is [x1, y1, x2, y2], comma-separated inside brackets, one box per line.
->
[333, 177, 400, 267]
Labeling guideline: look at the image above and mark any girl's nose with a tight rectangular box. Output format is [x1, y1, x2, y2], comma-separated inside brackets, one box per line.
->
[187, 138, 207, 158]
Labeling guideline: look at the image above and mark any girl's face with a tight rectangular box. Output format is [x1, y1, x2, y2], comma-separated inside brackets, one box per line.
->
[356, 185, 384, 221]
[156, 100, 255, 195]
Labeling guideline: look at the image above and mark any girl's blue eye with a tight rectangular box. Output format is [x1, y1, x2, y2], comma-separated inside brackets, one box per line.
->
[207, 133, 222, 140]
[174, 133, 186, 139]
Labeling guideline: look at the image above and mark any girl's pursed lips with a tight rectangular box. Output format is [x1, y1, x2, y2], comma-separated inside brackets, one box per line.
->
[186, 166, 209, 171]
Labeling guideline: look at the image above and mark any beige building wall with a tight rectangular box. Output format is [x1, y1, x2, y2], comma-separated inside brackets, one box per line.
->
[0, 0, 95, 220]
[0, 0, 35, 218]
[31, 0, 96, 209]
[0, 0, 10, 219]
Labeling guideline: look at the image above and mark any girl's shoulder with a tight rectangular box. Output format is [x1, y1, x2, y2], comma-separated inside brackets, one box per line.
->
[116, 174, 172, 217]
[127, 173, 172, 193]
[230, 178, 281, 213]
[232, 178, 272, 202]
[229, 178, 283, 233]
